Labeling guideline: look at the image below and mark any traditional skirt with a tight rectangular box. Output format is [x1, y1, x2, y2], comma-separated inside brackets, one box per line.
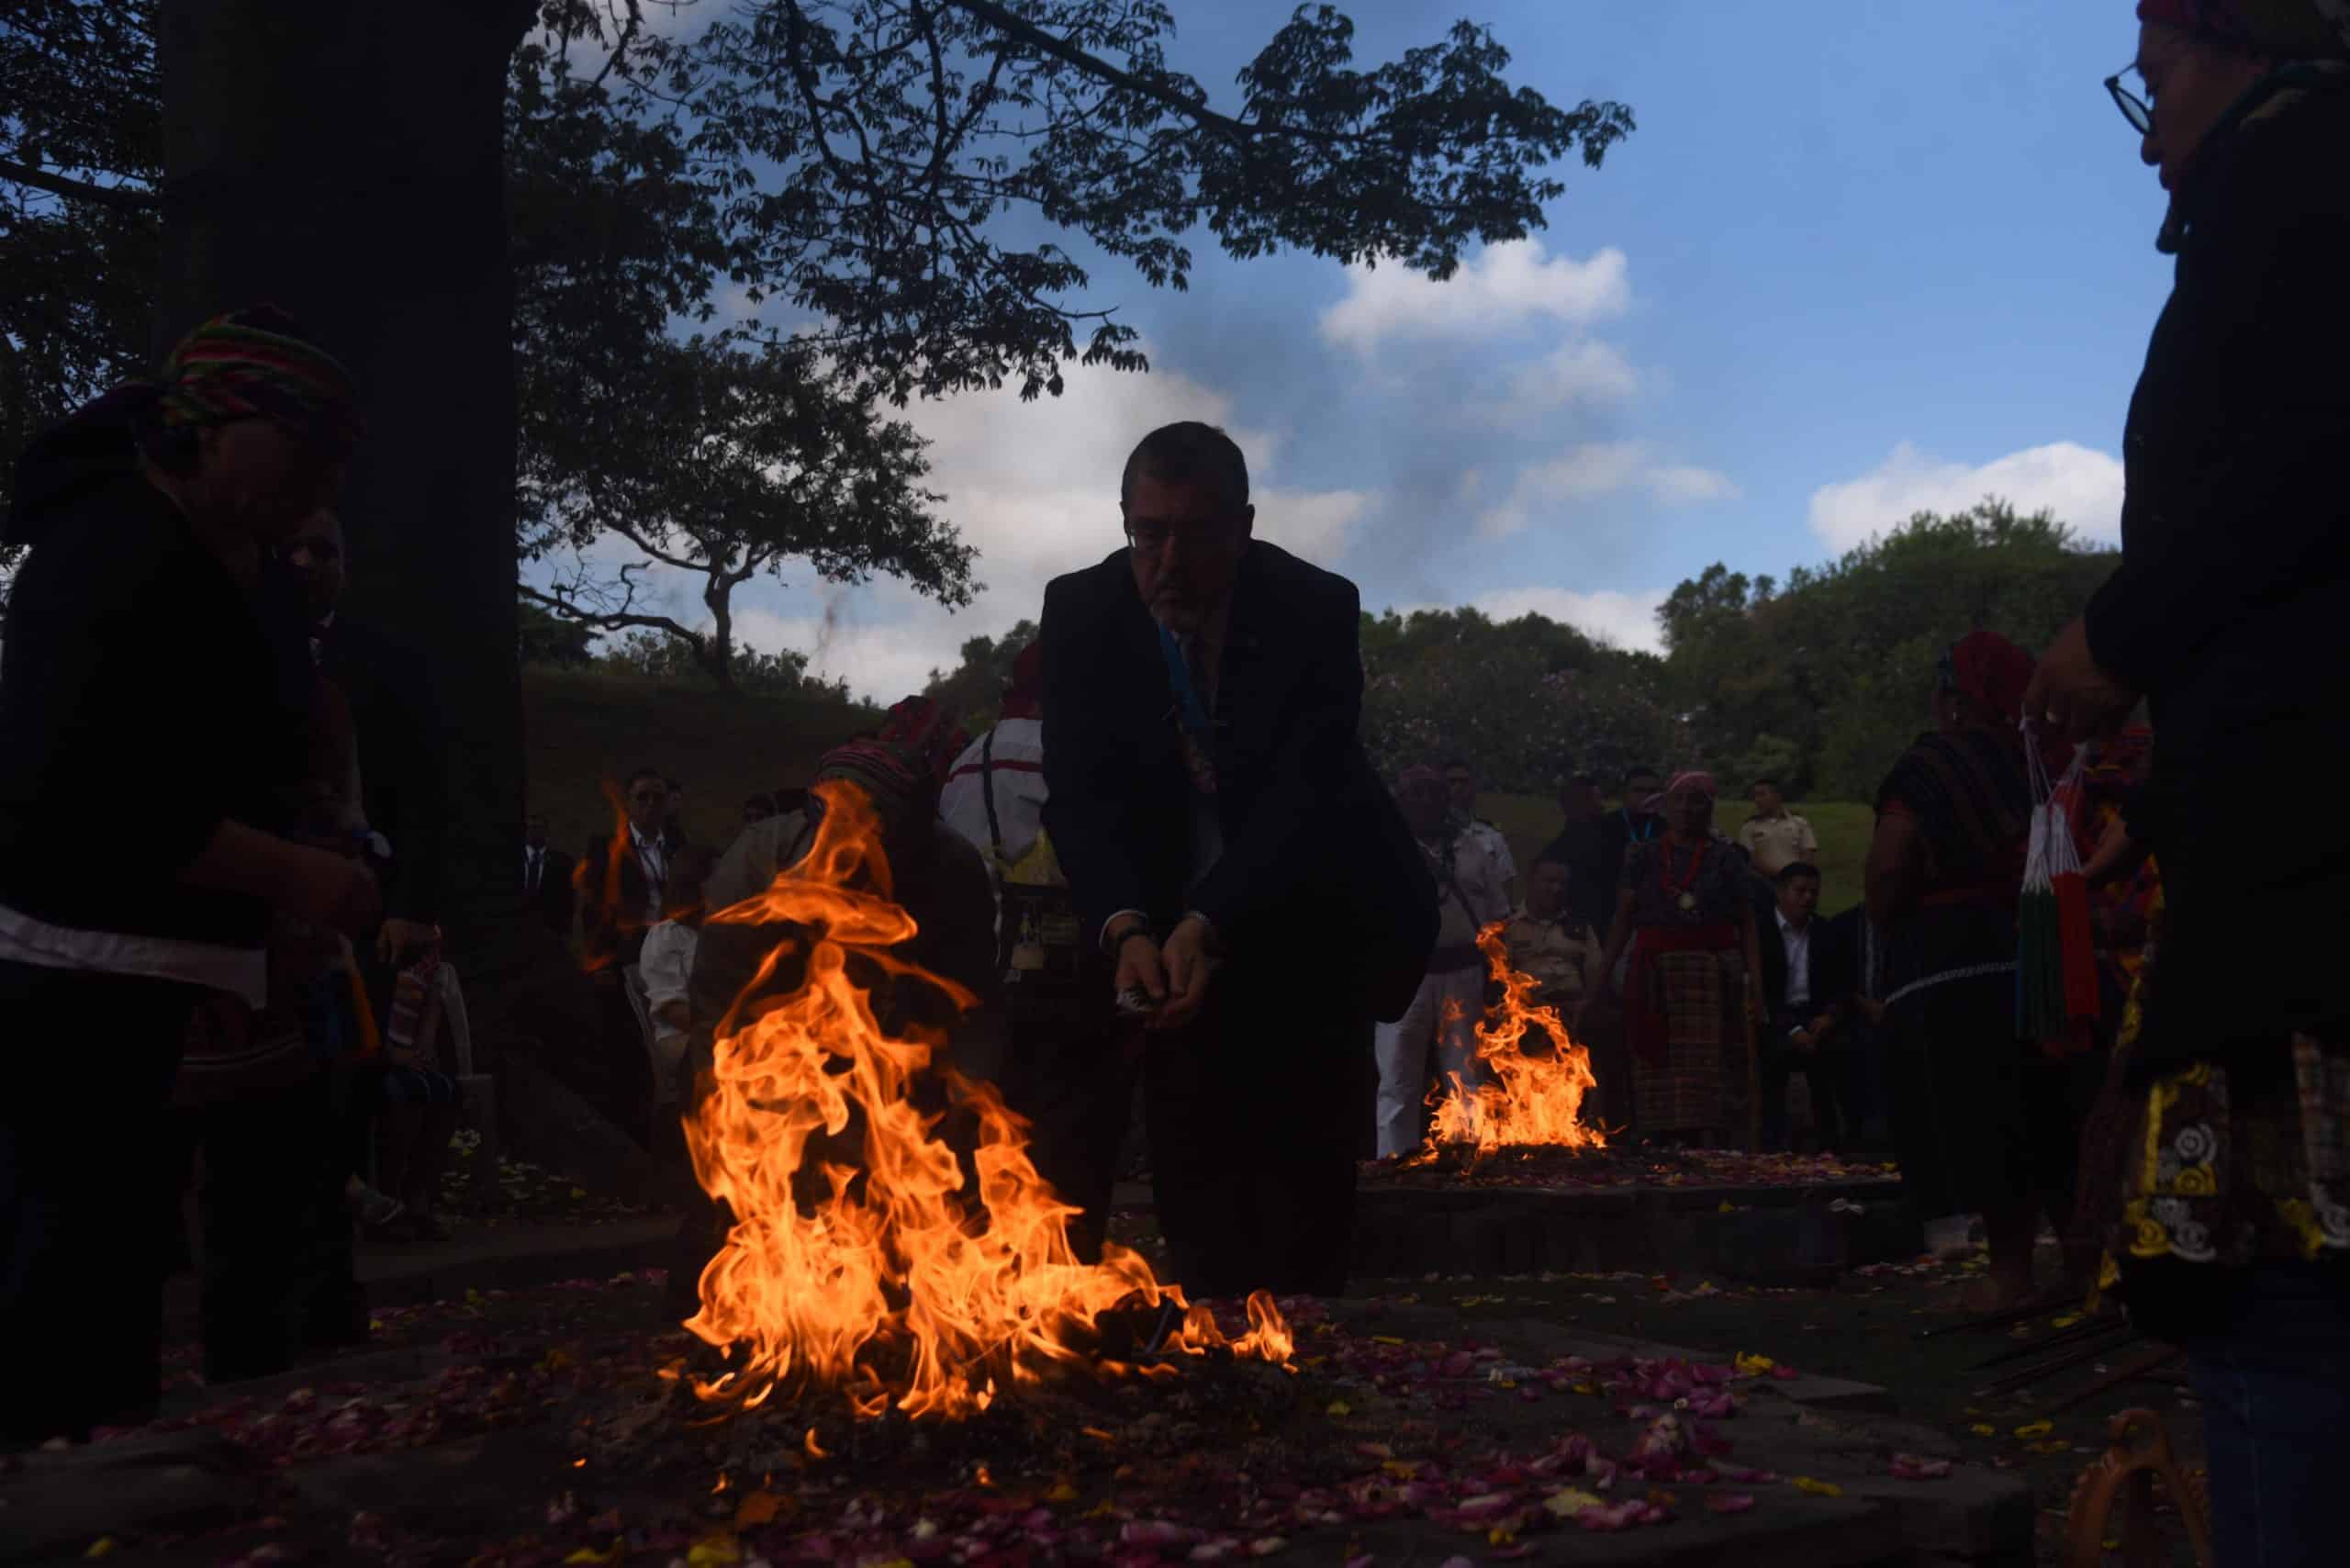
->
[1624, 924, 1742, 1136]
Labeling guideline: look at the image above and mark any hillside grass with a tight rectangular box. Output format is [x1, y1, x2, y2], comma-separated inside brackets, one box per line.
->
[523, 671, 1878, 908]
[1483, 794, 1874, 915]
[525, 666, 875, 855]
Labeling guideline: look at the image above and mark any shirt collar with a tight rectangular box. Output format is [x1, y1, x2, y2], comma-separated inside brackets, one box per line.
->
[1775, 908, 1807, 937]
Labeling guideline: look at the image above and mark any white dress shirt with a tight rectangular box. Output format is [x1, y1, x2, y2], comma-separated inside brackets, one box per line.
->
[1774, 908, 1813, 1014]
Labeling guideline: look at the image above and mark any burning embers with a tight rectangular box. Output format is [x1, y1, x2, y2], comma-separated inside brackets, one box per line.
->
[680, 780, 1290, 1421]
[1423, 924, 1607, 1156]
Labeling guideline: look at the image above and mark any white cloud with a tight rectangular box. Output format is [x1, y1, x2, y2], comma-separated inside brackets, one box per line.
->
[1470, 586, 1667, 655]
[1807, 440, 2124, 550]
[1509, 339, 1639, 408]
[1320, 241, 1632, 354]
[1476, 444, 1740, 540]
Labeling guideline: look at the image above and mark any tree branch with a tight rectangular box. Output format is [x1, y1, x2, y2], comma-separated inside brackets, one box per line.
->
[940, 0, 1254, 141]
[520, 580, 707, 649]
[0, 157, 158, 212]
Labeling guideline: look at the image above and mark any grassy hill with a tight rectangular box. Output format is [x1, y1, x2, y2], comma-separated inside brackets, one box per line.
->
[524, 670, 1877, 908]
[525, 667, 876, 855]
[1482, 794, 1874, 915]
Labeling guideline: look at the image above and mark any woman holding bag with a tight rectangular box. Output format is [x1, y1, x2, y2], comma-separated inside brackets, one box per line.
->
[1865, 633, 2098, 1311]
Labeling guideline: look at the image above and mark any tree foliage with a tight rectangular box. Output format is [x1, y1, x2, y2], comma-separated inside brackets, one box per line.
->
[547, 0, 1632, 403]
[518, 331, 972, 689]
[1658, 499, 2118, 800]
[583, 625, 853, 700]
[1357, 607, 1691, 791]
[0, 0, 160, 600]
[923, 616, 1039, 734]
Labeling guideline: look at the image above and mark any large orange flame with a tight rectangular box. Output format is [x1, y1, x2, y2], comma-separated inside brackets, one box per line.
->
[682, 779, 1291, 1421]
[1425, 922, 1607, 1154]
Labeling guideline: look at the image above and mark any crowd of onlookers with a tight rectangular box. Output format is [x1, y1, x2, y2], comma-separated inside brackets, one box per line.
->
[1376, 759, 1878, 1159]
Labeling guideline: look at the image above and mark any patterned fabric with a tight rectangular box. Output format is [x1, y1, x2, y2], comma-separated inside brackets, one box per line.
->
[1634, 948, 1740, 1135]
[1874, 728, 2032, 900]
[2094, 910, 2350, 1306]
[150, 307, 362, 454]
[818, 695, 971, 826]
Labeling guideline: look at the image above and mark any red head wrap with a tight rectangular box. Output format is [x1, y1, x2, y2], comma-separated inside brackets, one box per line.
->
[1939, 630, 2037, 730]
[1002, 641, 1044, 721]
[1666, 770, 1718, 801]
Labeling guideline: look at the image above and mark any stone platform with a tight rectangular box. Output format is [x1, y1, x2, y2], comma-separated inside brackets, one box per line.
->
[1354, 1161, 1919, 1284]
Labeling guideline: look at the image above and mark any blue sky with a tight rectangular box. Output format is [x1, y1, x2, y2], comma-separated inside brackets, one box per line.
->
[573, 0, 2171, 698]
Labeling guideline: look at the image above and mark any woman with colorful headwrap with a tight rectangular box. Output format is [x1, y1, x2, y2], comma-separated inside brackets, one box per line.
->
[1579, 771, 1766, 1145]
[0, 306, 379, 1447]
[1866, 632, 2100, 1312]
[2021, 5, 2350, 1556]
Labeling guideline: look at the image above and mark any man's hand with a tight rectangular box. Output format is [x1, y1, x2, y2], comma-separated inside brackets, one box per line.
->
[1111, 916, 1169, 1013]
[376, 917, 440, 963]
[1153, 913, 1222, 1031]
[2024, 617, 2139, 745]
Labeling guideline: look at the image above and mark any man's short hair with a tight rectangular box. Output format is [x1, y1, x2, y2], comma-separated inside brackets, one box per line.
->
[1443, 756, 1472, 774]
[1774, 860, 1823, 887]
[744, 791, 778, 814]
[1121, 421, 1250, 512]
[626, 767, 665, 793]
[1572, 772, 1601, 790]
[1751, 777, 1779, 792]
[1624, 764, 1662, 789]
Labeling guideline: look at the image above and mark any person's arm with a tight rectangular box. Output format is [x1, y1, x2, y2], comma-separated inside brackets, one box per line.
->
[1799, 817, 1819, 858]
[2081, 158, 2350, 694]
[1740, 901, 1765, 1023]
[1575, 885, 1639, 1033]
[1863, 806, 1922, 928]
[180, 819, 382, 936]
[345, 644, 450, 929]
[2083, 812, 2149, 886]
[1036, 574, 1151, 947]
[1185, 577, 1364, 936]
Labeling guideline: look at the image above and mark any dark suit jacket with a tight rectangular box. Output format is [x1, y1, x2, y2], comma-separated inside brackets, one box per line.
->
[522, 846, 576, 937]
[581, 830, 659, 969]
[1756, 908, 1857, 1043]
[1039, 541, 1432, 1015]
[316, 618, 449, 928]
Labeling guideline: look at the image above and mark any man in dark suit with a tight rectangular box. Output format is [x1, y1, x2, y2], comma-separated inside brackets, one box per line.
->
[581, 768, 670, 971]
[1040, 421, 1432, 1300]
[520, 813, 576, 938]
[1753, 861, 1856, 1151]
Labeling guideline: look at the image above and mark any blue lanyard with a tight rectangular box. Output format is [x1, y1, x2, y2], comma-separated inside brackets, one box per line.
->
[1158, 626, 1213, 744]
[1624, 810, 1656, 843]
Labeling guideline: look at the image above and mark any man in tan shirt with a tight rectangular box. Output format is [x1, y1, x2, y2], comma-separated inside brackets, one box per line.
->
[1737, 778, 1819, 879]
[1501, 857, 1604, 1009]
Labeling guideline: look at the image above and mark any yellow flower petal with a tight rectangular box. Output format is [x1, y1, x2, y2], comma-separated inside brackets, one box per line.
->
[1790, 1476, 1843, 1497]
[2012, 1420, 2053, 1439]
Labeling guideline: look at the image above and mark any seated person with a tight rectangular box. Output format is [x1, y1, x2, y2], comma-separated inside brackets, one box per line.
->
[1756, 861, 1854, 1152]
[1501, 856, 1604, 1012]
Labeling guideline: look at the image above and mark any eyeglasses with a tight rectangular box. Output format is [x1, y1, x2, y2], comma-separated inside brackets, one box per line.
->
[2105, 65, 2153, 135]
[1124, 516, 1242, 558]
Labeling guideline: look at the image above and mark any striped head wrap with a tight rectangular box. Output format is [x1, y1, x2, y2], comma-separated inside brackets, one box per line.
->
[1665, 770, 1718, 801]
[815, 739, 932, 825]
[151, 306, 363, 456]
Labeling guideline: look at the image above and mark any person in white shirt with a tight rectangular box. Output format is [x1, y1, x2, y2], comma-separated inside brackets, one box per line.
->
[638, 843, 720, 1133]
[1757, 861, 1852, 1151]
[1445, 756, 1518, 905]
[1375, 765, 1515, 1159]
